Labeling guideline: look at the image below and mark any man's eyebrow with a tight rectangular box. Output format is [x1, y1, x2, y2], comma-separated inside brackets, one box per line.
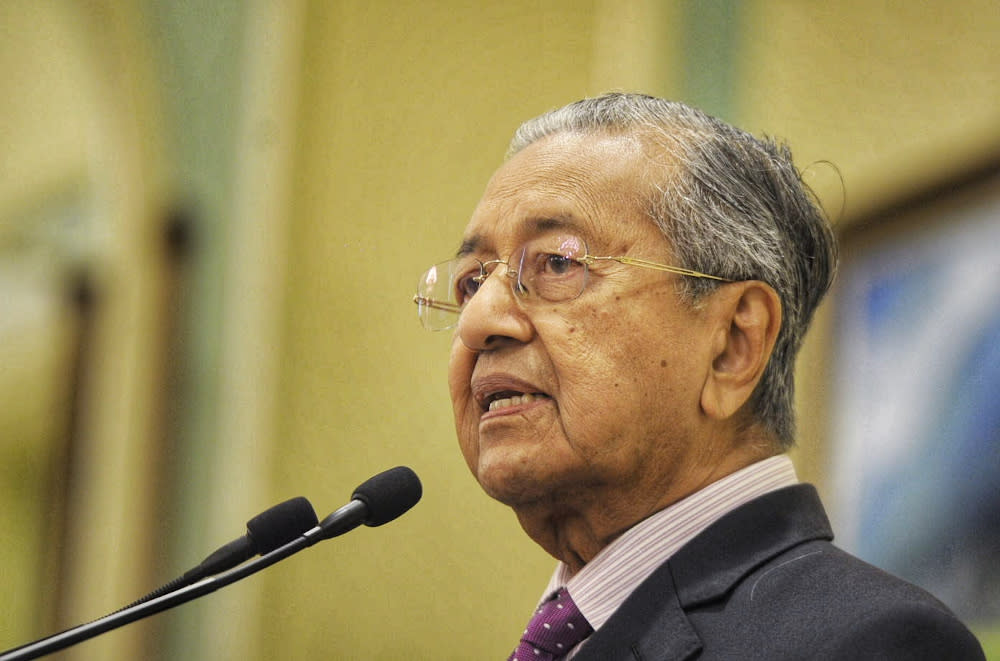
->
[455, 237, 480, 258]
[455, 216, 582, 257]
[531, 216, 578, 233]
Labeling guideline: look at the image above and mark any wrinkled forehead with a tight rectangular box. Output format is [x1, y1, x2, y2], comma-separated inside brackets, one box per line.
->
[458, 131, 661, 257]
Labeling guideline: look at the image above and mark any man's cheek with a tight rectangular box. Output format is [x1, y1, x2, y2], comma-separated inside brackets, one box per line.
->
[456, 424, 480, 475]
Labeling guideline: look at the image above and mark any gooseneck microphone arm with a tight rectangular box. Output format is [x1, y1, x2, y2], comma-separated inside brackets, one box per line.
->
[120, 496, 319, 611]
[0, 467, 422, 661]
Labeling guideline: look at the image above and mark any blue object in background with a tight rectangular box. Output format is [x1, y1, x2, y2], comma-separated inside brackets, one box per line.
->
[830, 181, 1000, 624]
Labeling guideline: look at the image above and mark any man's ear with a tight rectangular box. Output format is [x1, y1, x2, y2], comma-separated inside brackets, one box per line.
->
[700, 281, 782, 421]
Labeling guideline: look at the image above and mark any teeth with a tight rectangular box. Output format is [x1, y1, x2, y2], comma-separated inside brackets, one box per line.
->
[488, 393, 545, 411]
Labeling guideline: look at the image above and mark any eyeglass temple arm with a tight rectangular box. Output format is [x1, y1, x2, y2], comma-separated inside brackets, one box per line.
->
[413, 295, 463, 313]
[582, 255, 732, 282]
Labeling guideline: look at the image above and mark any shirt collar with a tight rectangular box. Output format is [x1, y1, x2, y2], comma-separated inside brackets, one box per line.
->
[543, 454, 799, 632]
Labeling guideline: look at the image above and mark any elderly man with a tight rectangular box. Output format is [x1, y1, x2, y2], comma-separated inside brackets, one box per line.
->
[415, 93, 984, 660]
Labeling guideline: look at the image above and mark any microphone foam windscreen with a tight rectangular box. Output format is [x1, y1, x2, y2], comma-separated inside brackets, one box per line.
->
[352, 466, 423, 527]
[246, 496, 319, 554]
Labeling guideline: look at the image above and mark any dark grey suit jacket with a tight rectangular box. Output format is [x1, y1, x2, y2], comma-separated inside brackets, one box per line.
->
[573, 485, 985, 660]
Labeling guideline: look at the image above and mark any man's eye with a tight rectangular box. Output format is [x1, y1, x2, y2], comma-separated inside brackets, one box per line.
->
[454, 272, 481, 304]
[540, 253, 576, 276]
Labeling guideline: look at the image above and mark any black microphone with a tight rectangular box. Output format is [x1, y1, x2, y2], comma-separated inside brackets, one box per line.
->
[316, 465, 423, 539]
[122, 496, 318, 610]
[0, 467, 422, 661]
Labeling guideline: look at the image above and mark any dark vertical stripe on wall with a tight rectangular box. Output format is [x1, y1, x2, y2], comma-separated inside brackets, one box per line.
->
[679, 0, 744, 122]
[141, 2, 250, 659]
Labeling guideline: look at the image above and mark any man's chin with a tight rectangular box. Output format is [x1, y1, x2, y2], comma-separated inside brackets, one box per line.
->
[476, 461, 550, 507]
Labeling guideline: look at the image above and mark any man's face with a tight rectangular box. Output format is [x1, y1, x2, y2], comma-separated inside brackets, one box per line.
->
[448, 132, 722, 520]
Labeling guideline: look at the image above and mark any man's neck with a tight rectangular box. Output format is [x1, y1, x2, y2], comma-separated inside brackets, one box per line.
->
[513, 439, 779, 572]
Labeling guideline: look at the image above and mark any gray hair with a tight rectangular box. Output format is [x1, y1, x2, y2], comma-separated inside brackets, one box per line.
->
[507, 93, 838, 448]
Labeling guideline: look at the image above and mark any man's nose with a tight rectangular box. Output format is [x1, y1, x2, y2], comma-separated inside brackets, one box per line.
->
[456, 266, 533, 351]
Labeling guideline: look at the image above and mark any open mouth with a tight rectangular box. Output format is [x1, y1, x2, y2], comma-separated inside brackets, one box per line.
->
[483, 391, 551, 412]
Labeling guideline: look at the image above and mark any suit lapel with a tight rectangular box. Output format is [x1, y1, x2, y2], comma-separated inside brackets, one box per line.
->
[572, 563, 701, 661]
[669, 485, 833, 609]
[571, 485, 833, 661]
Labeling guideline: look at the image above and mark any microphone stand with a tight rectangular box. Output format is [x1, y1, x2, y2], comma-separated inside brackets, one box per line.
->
[0, 522, 330, 661]
[2, 464, 419, 661]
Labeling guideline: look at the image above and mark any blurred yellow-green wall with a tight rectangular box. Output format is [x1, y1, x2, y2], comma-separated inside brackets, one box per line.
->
[1, 1, 997, 659]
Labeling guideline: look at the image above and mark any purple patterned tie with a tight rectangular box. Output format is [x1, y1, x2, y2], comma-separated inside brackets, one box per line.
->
[508, 587, 593, 661]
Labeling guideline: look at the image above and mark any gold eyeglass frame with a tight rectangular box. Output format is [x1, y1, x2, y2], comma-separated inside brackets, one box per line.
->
[413, 246, 732, 327]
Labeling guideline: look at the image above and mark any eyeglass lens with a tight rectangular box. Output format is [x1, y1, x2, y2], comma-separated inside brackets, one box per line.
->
[416, 234, 589, 330]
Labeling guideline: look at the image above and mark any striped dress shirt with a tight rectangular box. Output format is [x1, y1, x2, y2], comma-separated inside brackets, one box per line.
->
[541, 454, 799, 658]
